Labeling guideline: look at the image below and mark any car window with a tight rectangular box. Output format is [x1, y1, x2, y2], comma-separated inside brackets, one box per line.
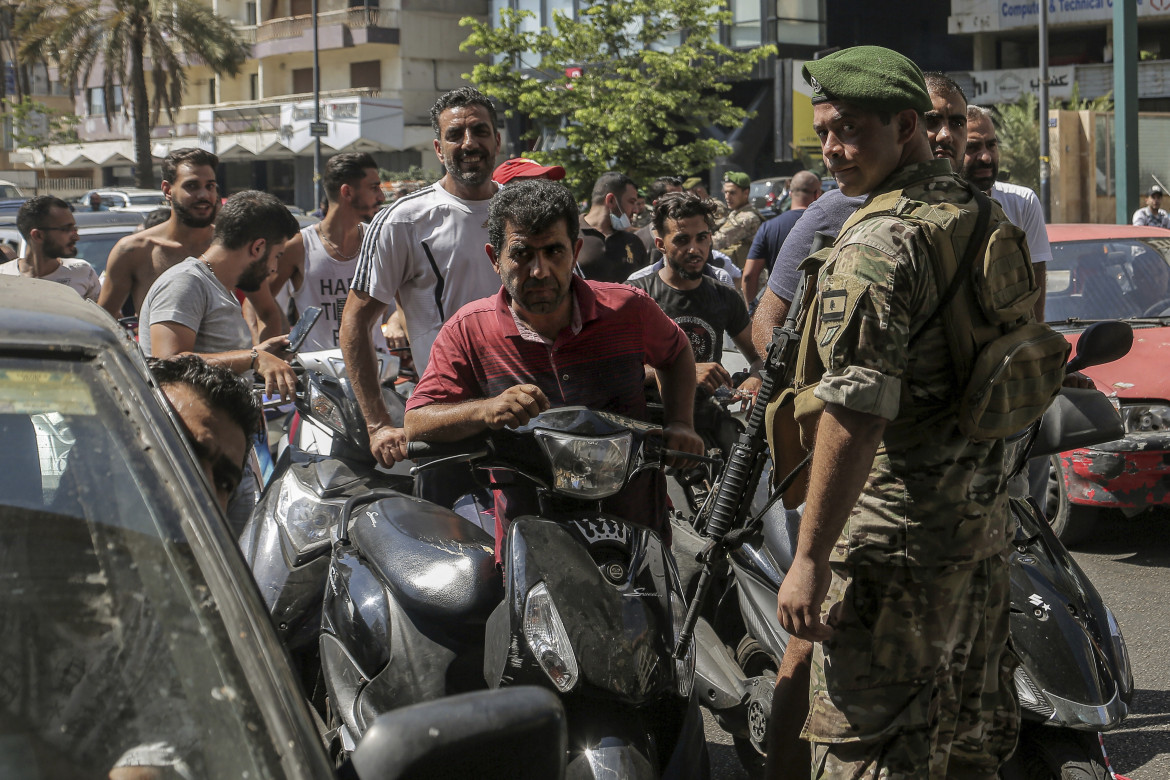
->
[129, 194, 164, 205]
[1047, 238, 1170, 322]
[77, 229, 136, 276]
[0, 357, 285, 779]
[0, 185, 20, 198]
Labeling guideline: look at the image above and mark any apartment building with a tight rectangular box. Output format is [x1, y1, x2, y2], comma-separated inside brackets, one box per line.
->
[7, 0, 487, 207]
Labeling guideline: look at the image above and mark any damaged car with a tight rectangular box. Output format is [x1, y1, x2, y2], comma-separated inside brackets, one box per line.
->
[1042, 223, 1170, 544]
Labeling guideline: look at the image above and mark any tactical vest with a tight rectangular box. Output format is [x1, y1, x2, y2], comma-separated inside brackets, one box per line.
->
[791, 185, 1069, 444]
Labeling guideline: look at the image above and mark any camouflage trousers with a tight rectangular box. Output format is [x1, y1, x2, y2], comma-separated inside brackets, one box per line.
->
[803, 553, 1019, 779]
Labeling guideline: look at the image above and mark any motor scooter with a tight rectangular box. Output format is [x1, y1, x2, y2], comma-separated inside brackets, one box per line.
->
[679, 320, 1136, 779]
[318, 407, 709, 778]
[239, 340, 411, 713]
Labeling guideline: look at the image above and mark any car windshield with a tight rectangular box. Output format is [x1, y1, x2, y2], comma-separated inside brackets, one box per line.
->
[0, 184, 20, 198]
[0, 356, 284, 778]
[77, 230, 136, 276]
[1047, 237, 1170, 322]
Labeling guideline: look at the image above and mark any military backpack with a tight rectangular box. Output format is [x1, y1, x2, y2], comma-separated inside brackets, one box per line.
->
[791, 184, 1069, 443]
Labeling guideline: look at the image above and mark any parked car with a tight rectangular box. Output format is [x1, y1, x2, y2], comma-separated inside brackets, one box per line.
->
[16, 210, 144, 278]
[1043, 222, 1170, 543]
[77, 187, 166, 213]
[0, 276, 567, 779]
[749, 177, 790, 219]
[0, 179, 26, 199]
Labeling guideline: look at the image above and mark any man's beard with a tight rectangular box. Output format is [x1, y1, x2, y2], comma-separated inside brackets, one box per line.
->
[442, 148, 492, 187]
[44, 239, 77, 260]
[236, 256, 270, 292]
[506, 276, 567, 315]
[964, 162, 998, 192]
[668, 254, 706, 282]
[172, 197, 218, 228]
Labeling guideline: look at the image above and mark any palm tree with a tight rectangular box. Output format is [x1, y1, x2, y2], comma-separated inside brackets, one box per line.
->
[15, 0, 249, 188]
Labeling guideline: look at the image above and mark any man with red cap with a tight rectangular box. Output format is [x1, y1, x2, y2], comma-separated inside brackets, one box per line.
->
[493, 157, 566, 185]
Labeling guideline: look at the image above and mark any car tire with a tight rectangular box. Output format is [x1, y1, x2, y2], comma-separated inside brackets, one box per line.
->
[1045, 454, 1098, 547]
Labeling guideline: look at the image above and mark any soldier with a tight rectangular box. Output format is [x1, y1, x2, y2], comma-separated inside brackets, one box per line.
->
[711, 170, 762, 285]
[775, 46, 1019, 777]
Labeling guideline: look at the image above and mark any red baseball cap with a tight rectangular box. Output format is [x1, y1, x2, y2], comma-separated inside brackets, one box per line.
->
[493, 158, 566, 185]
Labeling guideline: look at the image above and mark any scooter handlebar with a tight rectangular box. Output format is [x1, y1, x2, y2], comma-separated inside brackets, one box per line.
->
[406, 438, 487, 460]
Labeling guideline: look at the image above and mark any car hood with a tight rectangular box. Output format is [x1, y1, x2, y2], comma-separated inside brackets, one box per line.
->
[1068, 325, 1170, 401]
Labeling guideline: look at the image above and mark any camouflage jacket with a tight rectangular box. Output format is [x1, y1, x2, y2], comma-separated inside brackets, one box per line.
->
[712, 205, 762, 267]
[809, 159, 1011, 567]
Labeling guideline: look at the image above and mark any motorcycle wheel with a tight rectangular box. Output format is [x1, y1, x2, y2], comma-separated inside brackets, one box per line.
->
[1045, 454, 1098, 547]
[999, 724, 1109, 780]
[731, 636, 778, 779]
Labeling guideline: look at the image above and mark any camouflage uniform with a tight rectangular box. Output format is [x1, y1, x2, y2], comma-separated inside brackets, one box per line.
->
[711, 204, 761, 269]
[800, 159, 1019, 777]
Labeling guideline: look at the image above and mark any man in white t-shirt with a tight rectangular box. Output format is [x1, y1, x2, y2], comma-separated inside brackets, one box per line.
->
[271, 152, 386, 351]
[964, 104, 1052, 321]
[341, 86, 502, 466]
[1132, 185, 1170, 229]
[1, 196, 100, 300]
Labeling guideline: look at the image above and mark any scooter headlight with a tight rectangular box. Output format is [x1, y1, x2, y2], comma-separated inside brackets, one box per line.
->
[308, 382, 347, 435]
[535, 430, 633, 499]
[1105, 606, 1134, 698]
[274, 471, 344, 557]
[524, 582, 578, 692]
[670, 592, 695, 698]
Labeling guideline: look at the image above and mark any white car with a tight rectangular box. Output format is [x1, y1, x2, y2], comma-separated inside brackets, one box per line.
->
[78, 188, 166, 213]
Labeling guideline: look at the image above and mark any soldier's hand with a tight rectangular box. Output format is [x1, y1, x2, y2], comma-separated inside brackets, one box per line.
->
[777, 555, 834, 642]
[481, 384, 550, 430]
[696, 362, 732, 395]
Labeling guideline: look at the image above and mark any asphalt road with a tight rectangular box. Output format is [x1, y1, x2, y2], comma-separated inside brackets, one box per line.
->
[701, 510, 1170, 779]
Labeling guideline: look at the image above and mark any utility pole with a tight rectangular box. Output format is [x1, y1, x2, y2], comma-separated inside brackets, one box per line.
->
[1038, 0, 1051, 221]
[312, 0, 322, 210]
[1114, 1, 1138, 225]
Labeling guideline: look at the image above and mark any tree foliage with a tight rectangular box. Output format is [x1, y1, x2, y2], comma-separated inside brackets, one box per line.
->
[15, 0, 249, 188]
[4, 95, 79, 178]
[460, 0, 775, 195]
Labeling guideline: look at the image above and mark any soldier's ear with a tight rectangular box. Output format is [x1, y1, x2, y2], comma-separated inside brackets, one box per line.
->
[895, 109, 919, 145]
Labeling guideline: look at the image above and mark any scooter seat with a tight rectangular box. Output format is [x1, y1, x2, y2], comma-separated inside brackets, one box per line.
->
[761, 500, 802, 574]
[350, 495, 502, 624]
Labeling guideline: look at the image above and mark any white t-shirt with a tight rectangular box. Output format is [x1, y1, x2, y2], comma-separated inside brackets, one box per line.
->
[1132, 206, 1170, 229]
[351, 183, 499, 374]
[0, 258, 101, 301]
[991, 181, 1052, 265]
[293, 223, 387, 353]
[138, 257, 251, 358]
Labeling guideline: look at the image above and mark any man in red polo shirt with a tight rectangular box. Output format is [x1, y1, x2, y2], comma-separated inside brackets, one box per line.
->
[404, 178, 704, 553]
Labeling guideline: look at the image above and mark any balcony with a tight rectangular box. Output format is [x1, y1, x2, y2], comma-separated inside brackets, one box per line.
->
[235, 6, 399, 57]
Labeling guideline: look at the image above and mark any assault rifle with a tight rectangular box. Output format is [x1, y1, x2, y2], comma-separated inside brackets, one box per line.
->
[673, 233, 829, 658]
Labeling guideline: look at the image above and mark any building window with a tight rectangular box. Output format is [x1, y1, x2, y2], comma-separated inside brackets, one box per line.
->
[250, 73, 259, 101]
[290, 0, 311, 17]
[729, 0, 761, 48]
[292, 67, 314, 94]
[208, 78, 216, 104]
[246, 1, 257, 24]
[772, 0, 825, 47]
[87, 86, 124, 116]
[349, 60, 381, 91]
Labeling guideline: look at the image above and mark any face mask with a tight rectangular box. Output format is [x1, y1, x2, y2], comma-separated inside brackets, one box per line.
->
[609, 210, 631, 231]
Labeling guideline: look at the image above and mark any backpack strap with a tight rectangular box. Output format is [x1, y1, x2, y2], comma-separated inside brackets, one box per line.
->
[907, 187, 991, 350]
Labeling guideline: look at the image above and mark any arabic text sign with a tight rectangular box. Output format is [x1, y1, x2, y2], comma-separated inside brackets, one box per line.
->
[968, 66, 1076, 104]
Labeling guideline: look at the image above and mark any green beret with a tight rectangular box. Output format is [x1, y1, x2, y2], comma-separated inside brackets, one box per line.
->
[682, 176, 703, 190]
[723, 171, 750, 189]
[803, 46, 931, 115]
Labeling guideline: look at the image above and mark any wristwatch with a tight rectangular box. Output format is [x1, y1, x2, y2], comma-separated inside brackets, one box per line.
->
[249, 348, 259, 371]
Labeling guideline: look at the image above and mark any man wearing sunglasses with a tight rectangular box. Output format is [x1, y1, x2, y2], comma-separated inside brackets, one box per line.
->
[1, 195, 99, 301]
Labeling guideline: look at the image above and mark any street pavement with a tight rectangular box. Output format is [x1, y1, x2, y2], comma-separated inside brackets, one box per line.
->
[702, 509, 1170, 779]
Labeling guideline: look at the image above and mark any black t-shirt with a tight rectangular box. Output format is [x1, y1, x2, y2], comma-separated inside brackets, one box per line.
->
[577, 226, 648, 283]
[626, 272, 750, 363]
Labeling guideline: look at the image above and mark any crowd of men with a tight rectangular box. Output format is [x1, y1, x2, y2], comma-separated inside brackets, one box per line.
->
[3, 45, 1064, 778]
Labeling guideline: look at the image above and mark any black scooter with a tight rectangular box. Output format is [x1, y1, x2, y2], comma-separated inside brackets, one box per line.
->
[239, 340, 411, 713]
[681, 320, 1136, 778]
[319, 407, 709, 778]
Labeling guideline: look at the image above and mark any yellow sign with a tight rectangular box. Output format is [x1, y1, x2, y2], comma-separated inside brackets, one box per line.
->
[792, 59, 820, 153]
[0, 369, 96, 415]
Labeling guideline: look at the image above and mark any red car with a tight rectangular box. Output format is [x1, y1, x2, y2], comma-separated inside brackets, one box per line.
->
[1043, 223, 1170, 544]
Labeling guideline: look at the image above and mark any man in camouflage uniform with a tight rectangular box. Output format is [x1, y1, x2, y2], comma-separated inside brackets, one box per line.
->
[775, 46, 1018, 778]
[712, 171, 762, 278]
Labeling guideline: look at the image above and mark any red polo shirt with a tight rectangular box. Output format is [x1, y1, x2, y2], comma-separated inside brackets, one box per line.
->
[408, 278, 690, 557]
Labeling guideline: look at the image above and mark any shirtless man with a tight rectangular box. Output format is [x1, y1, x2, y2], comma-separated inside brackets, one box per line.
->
[99, 148, 220, 318]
